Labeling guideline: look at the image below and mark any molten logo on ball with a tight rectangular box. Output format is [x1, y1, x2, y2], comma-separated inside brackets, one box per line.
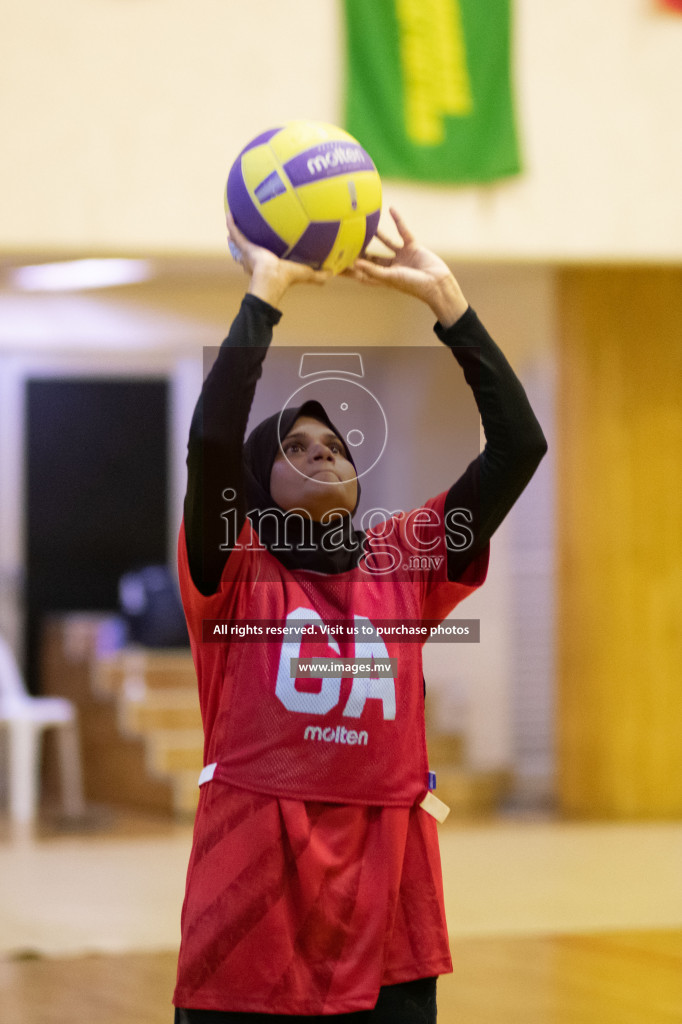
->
[304, 144, 374, 179]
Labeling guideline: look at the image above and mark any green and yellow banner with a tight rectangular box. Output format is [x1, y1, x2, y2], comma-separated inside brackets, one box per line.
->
[343, 0, 521, 183]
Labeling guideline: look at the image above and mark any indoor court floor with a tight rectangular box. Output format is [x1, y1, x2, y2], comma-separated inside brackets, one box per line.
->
[1, 809, 681, 1023]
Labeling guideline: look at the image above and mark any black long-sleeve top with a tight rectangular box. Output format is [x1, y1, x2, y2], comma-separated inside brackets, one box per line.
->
[184, 294, 547, 596]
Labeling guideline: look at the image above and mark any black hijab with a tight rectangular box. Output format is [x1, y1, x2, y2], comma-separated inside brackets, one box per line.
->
[243, 400, 365, 574]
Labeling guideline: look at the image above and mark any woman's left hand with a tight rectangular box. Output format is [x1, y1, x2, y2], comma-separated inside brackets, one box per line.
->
[344, 207, 468, 327]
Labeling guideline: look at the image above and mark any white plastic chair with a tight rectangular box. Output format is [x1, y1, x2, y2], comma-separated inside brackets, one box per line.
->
[0, 635, 85, 825]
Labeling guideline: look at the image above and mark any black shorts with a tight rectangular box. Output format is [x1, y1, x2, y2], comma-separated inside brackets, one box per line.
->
[174, 976, 437, 1024]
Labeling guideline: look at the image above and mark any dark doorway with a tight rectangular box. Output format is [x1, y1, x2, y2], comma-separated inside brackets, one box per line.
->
[25, 377, 169, 692]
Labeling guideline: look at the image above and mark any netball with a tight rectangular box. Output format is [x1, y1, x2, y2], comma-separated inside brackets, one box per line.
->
[226, 120, 382, 275]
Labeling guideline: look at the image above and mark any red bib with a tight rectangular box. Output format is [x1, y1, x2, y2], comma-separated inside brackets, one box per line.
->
[179, 492, 488, 807]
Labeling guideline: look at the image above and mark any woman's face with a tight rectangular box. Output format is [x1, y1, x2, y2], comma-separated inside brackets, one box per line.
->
[270, 416, 358, 521]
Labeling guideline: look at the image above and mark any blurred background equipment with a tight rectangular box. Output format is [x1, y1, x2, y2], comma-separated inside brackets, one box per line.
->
[118, 565, 188, 649]
[0, 633, 84, 826]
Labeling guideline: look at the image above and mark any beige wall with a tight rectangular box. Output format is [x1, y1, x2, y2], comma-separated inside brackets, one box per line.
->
[1, 0, 681, 261]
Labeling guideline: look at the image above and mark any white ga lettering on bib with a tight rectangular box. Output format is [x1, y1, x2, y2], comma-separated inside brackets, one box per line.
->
[275, 607, 396, 721]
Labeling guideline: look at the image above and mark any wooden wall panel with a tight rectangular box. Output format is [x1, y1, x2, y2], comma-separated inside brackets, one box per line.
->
[557, 267, 682, 818]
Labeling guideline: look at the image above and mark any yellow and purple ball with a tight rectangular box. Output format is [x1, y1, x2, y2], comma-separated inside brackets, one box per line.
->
[226, 120, 382, 275]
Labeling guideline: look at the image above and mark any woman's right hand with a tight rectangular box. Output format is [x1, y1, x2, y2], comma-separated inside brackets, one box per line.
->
[226, 209, 330, 308]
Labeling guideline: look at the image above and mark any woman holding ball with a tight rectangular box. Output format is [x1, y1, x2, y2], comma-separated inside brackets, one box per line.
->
[173, 208, 547, 1022]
